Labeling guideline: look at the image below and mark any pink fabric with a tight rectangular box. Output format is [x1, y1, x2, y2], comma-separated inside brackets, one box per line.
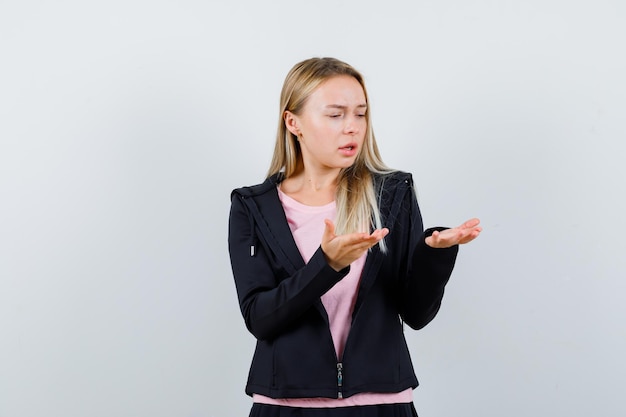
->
[253, 188, 412, 407]
[253, 391, 413, 408]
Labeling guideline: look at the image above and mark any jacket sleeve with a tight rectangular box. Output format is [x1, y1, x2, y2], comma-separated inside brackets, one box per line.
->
[228, 193, 348, 341]
[395, 183, 459, 330]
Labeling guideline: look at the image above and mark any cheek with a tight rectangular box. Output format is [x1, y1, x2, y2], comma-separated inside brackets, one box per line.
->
[358, 121, 368, 138]
[360, 119, 368, 131]
[308, 118, 336, 133]
[311, 120, 341, 136]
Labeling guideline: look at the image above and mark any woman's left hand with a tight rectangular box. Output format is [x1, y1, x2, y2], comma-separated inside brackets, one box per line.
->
[425, 218, 482, 249]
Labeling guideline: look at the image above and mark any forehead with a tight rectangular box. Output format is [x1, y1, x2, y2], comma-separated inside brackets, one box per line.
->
[307, 75, 366, 106]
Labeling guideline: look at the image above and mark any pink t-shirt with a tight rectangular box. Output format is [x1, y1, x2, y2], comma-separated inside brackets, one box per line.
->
[252, 188, 412, 408]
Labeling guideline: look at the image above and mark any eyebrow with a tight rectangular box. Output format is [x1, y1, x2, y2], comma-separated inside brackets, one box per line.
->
[324, 104, 368, 110]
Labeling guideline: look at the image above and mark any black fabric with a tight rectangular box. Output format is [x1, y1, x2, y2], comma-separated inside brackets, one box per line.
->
[249, 403, 418, 417]
[229, 171, 459, 399]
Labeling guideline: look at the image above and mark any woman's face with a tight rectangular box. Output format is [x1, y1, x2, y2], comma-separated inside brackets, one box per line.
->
[285, 75, 367, 174]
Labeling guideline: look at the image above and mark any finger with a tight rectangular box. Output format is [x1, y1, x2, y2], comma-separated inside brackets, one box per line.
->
[425, 230, 440, 248]
[343, 233, 385, 252]
[351, 239, 381, 254]
[458, 227, 482, 244]
[365, 228, 390, 244]
[368, 228, 388, 241]
[322, 219, 336, 243]
[461, 218, 480, 229]
[375, 228, 390, 239]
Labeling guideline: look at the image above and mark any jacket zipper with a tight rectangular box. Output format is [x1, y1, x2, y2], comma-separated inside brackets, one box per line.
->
[337, 362, 343, 399]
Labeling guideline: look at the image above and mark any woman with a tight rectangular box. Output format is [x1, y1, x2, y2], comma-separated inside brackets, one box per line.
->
[228, 57, 481, 417]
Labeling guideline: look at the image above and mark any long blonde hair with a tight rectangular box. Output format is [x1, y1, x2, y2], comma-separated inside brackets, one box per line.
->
[268, 57, 393, 248]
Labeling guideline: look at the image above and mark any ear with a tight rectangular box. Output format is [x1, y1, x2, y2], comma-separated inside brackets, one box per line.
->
[284, 111, 300, 137]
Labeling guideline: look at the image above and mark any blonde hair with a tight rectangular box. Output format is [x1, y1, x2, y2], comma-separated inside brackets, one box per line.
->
[268, 57, 393, 249]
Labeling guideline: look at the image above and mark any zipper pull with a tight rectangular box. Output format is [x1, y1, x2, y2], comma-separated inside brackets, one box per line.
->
[337, 362, 343, 399]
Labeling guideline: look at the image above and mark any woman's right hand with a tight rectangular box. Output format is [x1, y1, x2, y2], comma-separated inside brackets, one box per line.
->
[321, 219, 389, 271]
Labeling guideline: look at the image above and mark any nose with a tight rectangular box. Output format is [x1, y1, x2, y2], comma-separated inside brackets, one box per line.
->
[344, 116, 360, 135]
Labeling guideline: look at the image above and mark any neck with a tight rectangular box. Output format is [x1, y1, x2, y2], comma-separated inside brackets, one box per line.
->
[302, 170, 339, 192]
[298, 161, 342, 188]
[280, 167, 340, 206]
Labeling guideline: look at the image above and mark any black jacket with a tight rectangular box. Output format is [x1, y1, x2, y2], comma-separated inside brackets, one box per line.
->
[228, 171, 458, 399]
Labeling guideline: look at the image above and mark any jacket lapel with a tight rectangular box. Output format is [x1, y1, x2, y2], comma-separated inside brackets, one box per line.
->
[249, 186, 306, 275]
[352, 173, 409, 318]
[250, 185, 331, 323]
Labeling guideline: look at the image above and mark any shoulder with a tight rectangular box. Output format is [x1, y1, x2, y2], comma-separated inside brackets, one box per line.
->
[373, 170, 414, 191]
[371, 170, 418, 227]
[231, 172, 284, 200]
[372, 170, 416, 215]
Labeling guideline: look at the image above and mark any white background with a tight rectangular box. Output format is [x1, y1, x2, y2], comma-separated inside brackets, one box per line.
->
[1, 1, 625, 416]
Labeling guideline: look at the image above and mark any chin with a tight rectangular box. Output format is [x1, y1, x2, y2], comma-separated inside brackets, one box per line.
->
[337, 160, 357, 169]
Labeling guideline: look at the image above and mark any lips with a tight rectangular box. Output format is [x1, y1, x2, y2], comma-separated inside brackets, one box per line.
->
[339, 142, 358, 156]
